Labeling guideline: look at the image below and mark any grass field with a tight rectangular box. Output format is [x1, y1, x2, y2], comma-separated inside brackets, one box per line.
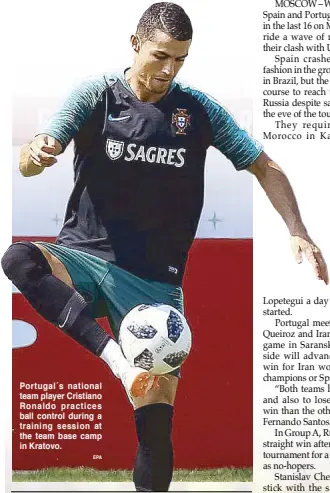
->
[13, 467, 252, 482]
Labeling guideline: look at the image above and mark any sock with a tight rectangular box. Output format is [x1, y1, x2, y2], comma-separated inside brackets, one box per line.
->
[2, 241, 110, 355]
[133, 403, 174, 492]
[100, 339, 132, 378]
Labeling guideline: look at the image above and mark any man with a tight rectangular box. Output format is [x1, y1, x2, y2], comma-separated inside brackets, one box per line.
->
[3, 2, 328, 491]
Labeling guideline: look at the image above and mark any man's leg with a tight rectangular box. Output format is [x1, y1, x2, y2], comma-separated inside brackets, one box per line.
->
[1, 241, 156, 396]
[88, 261, 184, 491]
[132, 375, 178, 492]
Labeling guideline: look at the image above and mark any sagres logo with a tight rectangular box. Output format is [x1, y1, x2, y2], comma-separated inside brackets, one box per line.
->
[106, 139, 124, 160]
[172, 108, 191, 135]
[105, 141, 187, 167]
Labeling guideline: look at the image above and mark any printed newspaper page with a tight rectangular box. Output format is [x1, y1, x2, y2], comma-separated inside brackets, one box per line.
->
[254, 0, 330, 492]
[2, 0, 329, 492]
[8, 1, 255, 492]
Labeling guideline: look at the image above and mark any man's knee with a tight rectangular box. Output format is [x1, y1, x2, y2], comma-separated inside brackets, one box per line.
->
[2, 241, 108, 353]
[135, 403, 174, 442]
[133, 374, 179, 409]
[1, 241, 51, 286]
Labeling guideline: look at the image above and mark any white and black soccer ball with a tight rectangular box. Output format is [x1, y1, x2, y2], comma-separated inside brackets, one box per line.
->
[119, 304, 192, 375]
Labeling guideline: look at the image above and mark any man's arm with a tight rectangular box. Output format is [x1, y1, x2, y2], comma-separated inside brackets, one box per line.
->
[184, 87, 328, 283]
[19, 75, 111, 177]
[249, 151, 328, 284]
[19, 135, 62, 177]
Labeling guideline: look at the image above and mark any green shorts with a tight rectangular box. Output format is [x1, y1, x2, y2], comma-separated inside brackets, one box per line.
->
[36, 242, 184, 341]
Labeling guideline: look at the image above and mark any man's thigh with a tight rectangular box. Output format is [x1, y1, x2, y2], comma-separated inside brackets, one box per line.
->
[33, 242, 108, 318]
[100, 263, 184, 338]
[34, 243, 74, 288]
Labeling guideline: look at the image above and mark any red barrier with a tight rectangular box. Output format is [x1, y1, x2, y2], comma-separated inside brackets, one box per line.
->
[12, 237, 252, 470]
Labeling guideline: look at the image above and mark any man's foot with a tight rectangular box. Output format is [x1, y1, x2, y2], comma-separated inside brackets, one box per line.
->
[121, 366, 160, 398]
[100, 339, 159, 399]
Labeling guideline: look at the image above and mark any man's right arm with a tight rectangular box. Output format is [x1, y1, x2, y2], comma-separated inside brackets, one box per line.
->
[19, 74, 110, 177]
[19, 135, 63, 177]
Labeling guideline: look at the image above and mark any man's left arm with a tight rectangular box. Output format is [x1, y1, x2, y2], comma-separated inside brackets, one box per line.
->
[248, 151, 328, 285]
[184, 88, 328, 283]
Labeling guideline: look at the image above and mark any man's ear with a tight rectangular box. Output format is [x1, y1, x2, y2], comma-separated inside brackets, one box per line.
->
[131, 34, 140, 53]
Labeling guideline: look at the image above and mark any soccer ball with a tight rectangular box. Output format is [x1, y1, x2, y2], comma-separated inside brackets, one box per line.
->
[119, 304, 192, 375]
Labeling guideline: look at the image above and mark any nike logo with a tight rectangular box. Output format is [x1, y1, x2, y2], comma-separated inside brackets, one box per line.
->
[108, 115, 130, 122]
[58, 307, 72, 329]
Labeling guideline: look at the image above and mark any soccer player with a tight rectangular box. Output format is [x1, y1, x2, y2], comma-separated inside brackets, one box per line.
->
[3, 2, 328, 491]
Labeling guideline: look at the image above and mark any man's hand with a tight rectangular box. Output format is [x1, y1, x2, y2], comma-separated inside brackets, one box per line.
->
[20, 135, 62, 177]
[29, 134, 62, 167]
[291, 236, 329, 285]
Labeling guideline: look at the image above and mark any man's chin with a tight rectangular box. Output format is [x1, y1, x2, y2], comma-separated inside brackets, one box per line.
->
[149, 81, 171, 95]
[151, 88, 168, 95]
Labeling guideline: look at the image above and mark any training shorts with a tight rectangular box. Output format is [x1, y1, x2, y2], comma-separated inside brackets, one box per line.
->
[35, 242, 184, 376]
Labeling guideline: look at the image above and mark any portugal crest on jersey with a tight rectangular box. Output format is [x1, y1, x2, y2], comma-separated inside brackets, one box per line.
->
[106, 139, 124, 160]
[172, 109, 191, 135]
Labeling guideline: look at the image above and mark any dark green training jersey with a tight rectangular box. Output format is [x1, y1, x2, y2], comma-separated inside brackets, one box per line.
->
[41, 70, 262, 285]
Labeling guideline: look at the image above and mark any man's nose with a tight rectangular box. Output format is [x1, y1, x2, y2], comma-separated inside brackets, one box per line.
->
[162, 59, 175, 77]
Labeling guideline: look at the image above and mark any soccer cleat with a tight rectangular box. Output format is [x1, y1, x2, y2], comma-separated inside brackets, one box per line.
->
[100, 340, 159, 400]
[121, 366, 160, 399]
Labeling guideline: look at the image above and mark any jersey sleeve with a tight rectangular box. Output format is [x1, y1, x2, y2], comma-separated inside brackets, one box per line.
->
[204, 96, 262, 170]
[36, 75, 110, 152]
[177, 82, 262, 170]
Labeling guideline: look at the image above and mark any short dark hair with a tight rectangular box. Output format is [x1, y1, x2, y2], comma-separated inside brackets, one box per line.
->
[136, 2, 193, 42]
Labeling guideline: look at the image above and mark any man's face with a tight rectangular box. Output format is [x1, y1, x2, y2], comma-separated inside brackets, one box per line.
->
[132, 30, 191, 96]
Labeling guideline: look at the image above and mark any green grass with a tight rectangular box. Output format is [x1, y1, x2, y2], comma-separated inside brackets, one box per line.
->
[13, 467, 252, 482]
